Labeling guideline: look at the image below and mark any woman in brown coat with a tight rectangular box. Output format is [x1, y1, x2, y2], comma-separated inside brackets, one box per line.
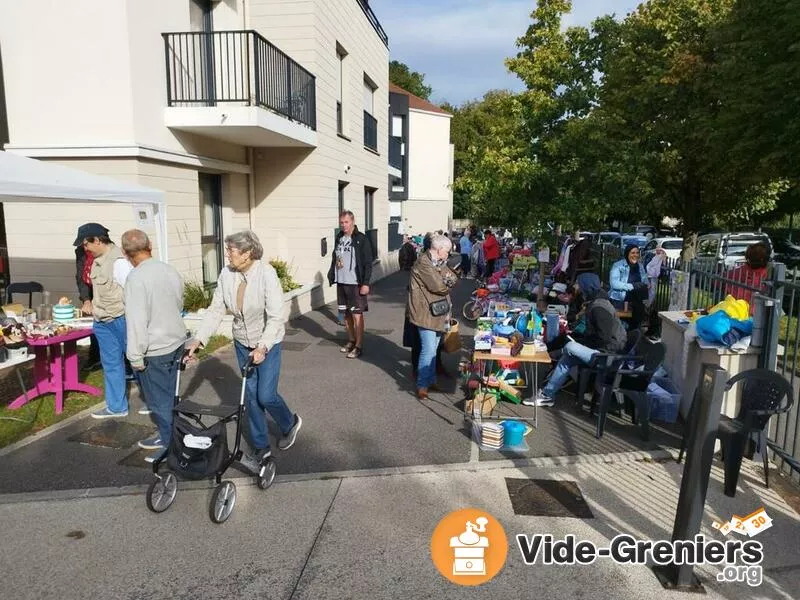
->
[407, 235, 457, 399]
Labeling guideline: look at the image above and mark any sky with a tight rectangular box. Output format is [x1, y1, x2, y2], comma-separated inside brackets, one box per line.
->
[369, 0, 640, 105]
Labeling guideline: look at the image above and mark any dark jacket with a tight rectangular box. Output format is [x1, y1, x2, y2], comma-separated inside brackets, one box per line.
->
[75, 247, 92, 302]
[327, 227, 373, 286]
[581, 289, 627, 352]
[406, 251, 457, 332]
[398, 242, 417, 271]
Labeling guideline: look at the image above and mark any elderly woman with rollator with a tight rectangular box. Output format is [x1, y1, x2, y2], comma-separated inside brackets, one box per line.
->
[187, 230, 302, 474]
[407, 234, 458, 399]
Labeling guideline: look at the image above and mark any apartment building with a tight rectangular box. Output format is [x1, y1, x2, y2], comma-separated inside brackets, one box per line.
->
[387, 83, 454, 240]
[0, 0, 393, 313]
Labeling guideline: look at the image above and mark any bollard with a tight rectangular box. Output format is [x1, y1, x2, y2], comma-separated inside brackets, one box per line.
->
[653, 364, 728, 592]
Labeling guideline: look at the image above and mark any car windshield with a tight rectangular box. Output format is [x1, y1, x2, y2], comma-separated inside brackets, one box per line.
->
[725, 239, 764, 256]
[599, 234, 618, 243]
[622, 236, 647, 247]
[661, 240, 683, 250]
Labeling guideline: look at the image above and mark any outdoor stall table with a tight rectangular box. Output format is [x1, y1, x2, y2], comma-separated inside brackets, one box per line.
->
[7, 327, 101, 415]
[470, 348, 553, 429]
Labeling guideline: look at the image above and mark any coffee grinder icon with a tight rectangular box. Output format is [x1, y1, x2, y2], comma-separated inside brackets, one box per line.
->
[450, 516, 489, 576]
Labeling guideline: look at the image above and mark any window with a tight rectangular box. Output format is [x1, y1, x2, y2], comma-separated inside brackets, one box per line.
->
[364, 187, 375, 230]
[199, 173, 223, 287]
[338, 181, 347, 215]
[336, 43, 348, 136]
[645, 240, 657, 252]
[363, 75, 378, 151]
[698, 238, 719, 257]
[363, 77, 375, 115]
[392, 115, 403, 137]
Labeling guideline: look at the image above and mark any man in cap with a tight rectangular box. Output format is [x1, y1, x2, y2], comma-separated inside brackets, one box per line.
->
[74, 223, 105, 371]
[74, 223, 133, 418]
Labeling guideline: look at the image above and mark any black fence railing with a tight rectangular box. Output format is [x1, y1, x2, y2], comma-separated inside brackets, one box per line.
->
[363, 111, 378, 151]
[163, 30, 316, 130]
[389, 136, 403, 170]
[356, 0, 389, 47]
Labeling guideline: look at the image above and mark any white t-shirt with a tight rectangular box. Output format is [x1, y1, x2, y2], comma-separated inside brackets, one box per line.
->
[113, 258, 133, 287]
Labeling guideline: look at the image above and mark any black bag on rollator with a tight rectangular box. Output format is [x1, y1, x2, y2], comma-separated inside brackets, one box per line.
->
[166, 416, 229, 480]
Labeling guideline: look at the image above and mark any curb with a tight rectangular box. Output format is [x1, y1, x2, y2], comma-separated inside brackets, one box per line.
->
[0, 342, 233, 458]
[0, 447, 677, 505]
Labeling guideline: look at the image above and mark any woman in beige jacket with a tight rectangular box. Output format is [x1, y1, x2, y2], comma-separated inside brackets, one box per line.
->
[407, 235, 457, 399]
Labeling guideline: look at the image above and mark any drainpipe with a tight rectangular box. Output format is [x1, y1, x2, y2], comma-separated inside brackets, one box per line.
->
[248, 147, 256, 231]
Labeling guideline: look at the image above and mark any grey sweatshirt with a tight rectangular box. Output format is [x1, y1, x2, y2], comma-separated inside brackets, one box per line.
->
[124, 257, 187, 367]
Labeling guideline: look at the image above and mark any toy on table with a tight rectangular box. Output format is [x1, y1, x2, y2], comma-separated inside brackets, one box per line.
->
[496, 368, 526, 388]
[483, 373, 522, 404]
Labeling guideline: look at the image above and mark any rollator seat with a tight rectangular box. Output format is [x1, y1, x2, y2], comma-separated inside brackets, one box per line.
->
[175, 400, 239, 419]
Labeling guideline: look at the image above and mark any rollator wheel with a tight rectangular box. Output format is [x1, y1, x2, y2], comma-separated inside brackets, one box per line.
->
[256, 459, 276, 490]
[462, 301, 480, 322]
[209, 480, 237, 523]
[146, 472, 177, 513]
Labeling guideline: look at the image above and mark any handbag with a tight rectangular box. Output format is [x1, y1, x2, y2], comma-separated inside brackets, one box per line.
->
[429, 297, 450, 317]
[442, 319, 462, 353]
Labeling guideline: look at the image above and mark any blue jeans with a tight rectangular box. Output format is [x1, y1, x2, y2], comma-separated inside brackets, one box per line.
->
[460, 254, 471, 275]
[138, 345, 184, 445]
[543, 341, 597, 399]
[94, 317, 128, 413]
[416, 328, 442, 389]
[234, 341, 296, 451]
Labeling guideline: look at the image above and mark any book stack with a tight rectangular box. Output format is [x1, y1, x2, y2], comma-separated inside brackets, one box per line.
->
[480, 423, 504, 450]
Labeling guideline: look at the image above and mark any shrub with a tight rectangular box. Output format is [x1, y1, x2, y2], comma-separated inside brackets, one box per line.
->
[184, 280, 212, 312]
[270, 259, 302, 292]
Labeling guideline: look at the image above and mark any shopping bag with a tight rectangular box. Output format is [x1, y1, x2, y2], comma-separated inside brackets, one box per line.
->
[442, 319, 462, 353]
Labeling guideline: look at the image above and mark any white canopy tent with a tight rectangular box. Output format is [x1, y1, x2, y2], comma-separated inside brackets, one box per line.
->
[0, 151, 168, 260]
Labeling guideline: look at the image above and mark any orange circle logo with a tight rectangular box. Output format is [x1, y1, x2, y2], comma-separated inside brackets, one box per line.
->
[430, 508, 508, 586]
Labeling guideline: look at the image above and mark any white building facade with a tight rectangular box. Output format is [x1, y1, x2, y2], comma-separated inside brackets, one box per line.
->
[0, 0, 394, 313]
[388, 83, 454, 241]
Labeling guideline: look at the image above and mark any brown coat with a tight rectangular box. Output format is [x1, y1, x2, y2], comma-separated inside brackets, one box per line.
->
[407, 251, 456, 332]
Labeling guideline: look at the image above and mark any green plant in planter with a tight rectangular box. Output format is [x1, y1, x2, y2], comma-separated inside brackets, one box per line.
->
[270, 259, 301, 293]
[184, 280, 212, 312]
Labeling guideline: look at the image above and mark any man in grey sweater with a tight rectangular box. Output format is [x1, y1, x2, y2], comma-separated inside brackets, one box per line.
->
[122, 229, 187, 462]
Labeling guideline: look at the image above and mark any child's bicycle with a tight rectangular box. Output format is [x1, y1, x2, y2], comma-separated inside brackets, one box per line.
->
[462, 286, 504, 321]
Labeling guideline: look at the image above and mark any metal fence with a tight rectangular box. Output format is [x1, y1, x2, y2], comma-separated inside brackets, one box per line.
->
[163, 30, 317, 130]
[687, 259, 800, 480]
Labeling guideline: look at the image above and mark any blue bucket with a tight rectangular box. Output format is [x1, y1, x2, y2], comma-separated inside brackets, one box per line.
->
[502, 421, 526, 447]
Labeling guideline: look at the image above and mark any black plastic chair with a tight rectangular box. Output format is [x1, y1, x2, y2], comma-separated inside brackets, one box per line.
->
[677, 369, 794, 497]
[575, 329, 642, 414]
[595, 337, 666, 441]
[5, 281, 44, 308]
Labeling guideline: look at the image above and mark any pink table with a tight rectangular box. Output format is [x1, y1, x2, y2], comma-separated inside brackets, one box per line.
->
[8, 327, 101, 414]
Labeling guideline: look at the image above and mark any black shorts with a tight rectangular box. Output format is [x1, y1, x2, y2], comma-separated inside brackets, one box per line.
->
[337, 284, 368, 314]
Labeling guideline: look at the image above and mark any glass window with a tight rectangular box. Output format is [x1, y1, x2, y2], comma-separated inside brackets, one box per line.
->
[364, 187, 375, 230]
[198, 173, 223, 287]
[662, 240, 683, 250]
[363, 78, 374, 115]
[698, 238, 719, 257]
[645, 240, 657, 251]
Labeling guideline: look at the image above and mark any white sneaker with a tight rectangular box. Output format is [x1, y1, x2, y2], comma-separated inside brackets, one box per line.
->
[523, 390, 554, 407]
[137, 407, 152, 416]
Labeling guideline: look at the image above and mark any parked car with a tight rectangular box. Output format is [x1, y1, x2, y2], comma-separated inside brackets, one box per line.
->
[695, 232, 773, 268]
[594, 231, 621, 245]
[772, 238, 800, 269]
[629, 224, 658, 239]
[612, 235, 649, 251]
[643, 237, 684, 262]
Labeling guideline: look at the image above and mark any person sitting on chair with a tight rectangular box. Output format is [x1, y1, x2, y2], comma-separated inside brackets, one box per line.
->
[526, 273, 627, 407]
[609, 244, 648, 329]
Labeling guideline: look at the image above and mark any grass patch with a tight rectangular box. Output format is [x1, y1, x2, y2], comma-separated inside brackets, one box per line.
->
[0, 335, 231, 449]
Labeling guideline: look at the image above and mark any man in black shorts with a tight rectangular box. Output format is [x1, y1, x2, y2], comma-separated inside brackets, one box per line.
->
[327, 210, 373, 359]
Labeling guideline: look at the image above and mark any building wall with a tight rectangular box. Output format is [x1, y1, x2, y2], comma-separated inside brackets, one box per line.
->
[402, 200, 452, 240]
[248, 0, 391, 298]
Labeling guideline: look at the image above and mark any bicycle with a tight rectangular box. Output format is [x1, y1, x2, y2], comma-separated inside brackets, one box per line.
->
[462, 287, 505, 321]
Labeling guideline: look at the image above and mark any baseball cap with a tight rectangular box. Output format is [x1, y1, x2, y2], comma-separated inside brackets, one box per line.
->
[73, 223, 110, 247]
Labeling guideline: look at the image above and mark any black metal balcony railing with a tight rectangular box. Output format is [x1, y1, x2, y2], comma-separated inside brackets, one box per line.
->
[364, 111, 378, 151]
[336, 101, 343, 135]
[389, 136, 403, 170]
[356, 0, 389, 47]
[163, 30, 316, 130]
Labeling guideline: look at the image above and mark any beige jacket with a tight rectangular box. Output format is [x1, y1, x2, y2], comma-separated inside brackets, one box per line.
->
[195, 261, 285, 351]
[407, 251, 457, 332]
[91, 245, 126, 322]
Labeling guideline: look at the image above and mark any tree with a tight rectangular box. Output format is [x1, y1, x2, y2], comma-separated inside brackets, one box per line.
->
[389, 60, 433, 99]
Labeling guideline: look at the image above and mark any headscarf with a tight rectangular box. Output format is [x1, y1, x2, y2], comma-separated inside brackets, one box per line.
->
[576, 273, 602, 302]
[624, 244, 639, 265]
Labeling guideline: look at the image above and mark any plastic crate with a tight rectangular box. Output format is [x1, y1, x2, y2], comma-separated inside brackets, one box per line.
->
[647, 376, 681, 423]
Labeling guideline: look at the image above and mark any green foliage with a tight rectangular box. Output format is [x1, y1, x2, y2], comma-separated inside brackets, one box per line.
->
[269, 259, 301, 293]
[389, 60, 433, 100]
[183, 280, 211, 312]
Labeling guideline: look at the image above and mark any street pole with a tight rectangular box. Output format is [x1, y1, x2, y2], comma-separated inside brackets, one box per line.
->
[653, 364, 728, 592]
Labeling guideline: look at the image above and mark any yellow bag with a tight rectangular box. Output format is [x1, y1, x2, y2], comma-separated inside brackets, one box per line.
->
[442, 319, 462, 353]
[708, 295, 749, 321]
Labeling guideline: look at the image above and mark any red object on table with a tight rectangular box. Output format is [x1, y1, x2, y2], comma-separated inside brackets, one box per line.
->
[8, 327, 101, 414]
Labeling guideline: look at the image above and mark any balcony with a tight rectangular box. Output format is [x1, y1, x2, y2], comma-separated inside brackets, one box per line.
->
[356, 0, 389, 47]
[388, 136, 403, 177]
[163, 31, 317, 148]
[363, 111, 378, 152]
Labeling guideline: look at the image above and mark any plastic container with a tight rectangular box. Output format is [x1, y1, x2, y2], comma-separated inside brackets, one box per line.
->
[53, 304, 75, 323]
[545, 311, 560, 343]
[647, 376, 681, 423]
[502, 421, 526, 447]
